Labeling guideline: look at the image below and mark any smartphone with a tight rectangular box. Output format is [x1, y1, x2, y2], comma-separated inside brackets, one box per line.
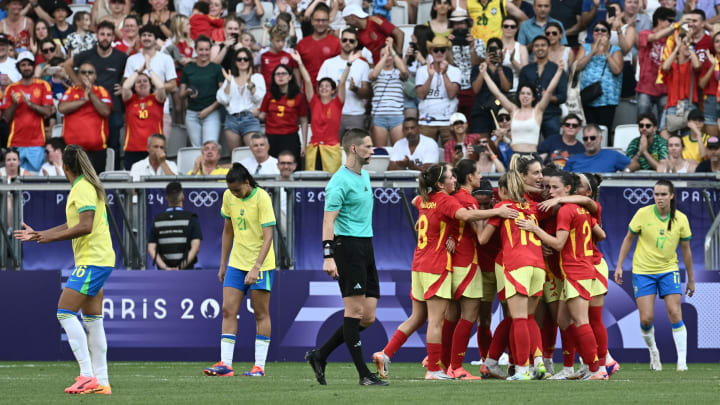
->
[231, 33, 239, 42]
[473, 144, 486, 154]
[608, 7, 616, 18]
[454, 144, 463, 153]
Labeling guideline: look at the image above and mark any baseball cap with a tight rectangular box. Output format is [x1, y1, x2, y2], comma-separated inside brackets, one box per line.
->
[688, 109, 704, 122]
[0, 33, 13, 46]
[342, 5, 368, 19]
[16, 50, 34, 64]
[707, 136, 720, 149]
[497, 108, 510, 117]
[450, 112, 467, 125]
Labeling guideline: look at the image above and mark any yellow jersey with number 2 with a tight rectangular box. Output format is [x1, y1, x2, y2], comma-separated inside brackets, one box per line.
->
[221, 187, 276, 271]
[66, 175, 115, 267]
[628, 205, 691, 274]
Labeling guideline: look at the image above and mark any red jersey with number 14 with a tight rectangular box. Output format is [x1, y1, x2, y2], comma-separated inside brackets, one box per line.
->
[488, 199, 548, 272]
[451, 188, 479, 268]
[412, 192, 463, 274]
[556, 203, 596, 280]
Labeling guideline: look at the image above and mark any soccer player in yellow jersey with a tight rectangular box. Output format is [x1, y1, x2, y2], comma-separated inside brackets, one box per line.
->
[15, 145, 115, 395]
[204, 163, 276, 378]
[614, 180, 695, 372]
[464, 0, 527, 42]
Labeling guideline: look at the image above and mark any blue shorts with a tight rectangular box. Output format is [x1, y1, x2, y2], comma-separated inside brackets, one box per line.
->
[66, 265, 113, 296]
[404, 94, 418, 109]
[632, 270, 681, 298]
[223, 266, 275, 293]
[224, 111, 262, 136]
[18, 146, 45, 173]
[372, 115, 404, 131]
[705, 95, 718, 125]
[660, 104, 697, 130]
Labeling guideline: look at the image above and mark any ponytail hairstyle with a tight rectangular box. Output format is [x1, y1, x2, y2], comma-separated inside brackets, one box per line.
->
[655, 179, 676, 231]
[226, 162, 259, 188]
[581, 172, 602, 200]
[509, 153, 541, 177]
[418, 164, 448, 202]
[62, 145, 106, 203]
[553, 170, 579, 195]
[454, 159, 476, 187]
[497, 171, 526, 202]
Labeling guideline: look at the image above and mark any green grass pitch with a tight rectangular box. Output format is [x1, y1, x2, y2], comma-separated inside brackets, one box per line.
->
[1, 362, 719, 404]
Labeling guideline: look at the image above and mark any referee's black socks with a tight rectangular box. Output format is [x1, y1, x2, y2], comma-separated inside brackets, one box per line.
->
[343, 317, 372, 378]
[318, 323, 367, 361]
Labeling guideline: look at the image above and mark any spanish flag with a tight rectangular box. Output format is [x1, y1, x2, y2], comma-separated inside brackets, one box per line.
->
[656, 23, 681, 84]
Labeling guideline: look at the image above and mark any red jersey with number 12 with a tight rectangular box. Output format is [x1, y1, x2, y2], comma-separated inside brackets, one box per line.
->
[488, 199, 548, 272]
[412, 192, 463, 274]
[556, 203, 596, 280]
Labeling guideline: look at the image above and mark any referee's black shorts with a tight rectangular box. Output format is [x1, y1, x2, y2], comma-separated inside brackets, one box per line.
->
[333, 236, 380, 298]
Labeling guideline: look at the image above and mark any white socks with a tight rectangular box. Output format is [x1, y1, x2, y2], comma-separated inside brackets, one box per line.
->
[255, 335, 270, 369]
[671, 321, 687, 366]
[485, 358, 498, 367]
[83, 315, 109, 386]
[640, 324, 658, 352]
[221, 334, 236, 368]
[606, 351, 615, 364]
[57, 310, 93, 378]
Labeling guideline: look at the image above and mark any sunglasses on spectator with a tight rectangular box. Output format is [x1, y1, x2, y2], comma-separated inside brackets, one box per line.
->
[583, 136, 597, 141]
[341, 38, 357, 44]
[274, 71, 289, 76]
[594, 27, 608, 33]
[236, 56, 250, 62]
[545, 31, 560, 36]
[638, 123, 654, 128]
[278, 161, 295, 165]
[79, 70, 95, 75]
[564, 122, 580, 128]
[502, 24, 517, 29]
[497, 115, 510, 122]
[42, 47, 56, 53]
[432, 47, 448, 53]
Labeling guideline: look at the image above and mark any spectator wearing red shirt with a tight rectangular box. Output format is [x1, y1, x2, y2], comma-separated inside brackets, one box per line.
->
[58, 62, 113, 174]
[260, 25, 298, 89]
[121, 62, 167, 170]
[659, 31, 702, 138]
[1, 51, 55, 172]
[293, 49, 357, 173]
[296, 3, 341, 89]
[113, 15, 140, 55]
[260, 63, 307, 163]
[342, 4, 404, 64]
[636, 7, 677, 120]
[699, 31, 720, 138]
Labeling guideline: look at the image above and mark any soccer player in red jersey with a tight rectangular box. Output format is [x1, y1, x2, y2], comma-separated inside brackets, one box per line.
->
[517, 171, 608, 380]
[58, 62, 113, 174]
[121, 58, 166, 169]
[372, 163, 517, 380]
[1, 51, 54, 172]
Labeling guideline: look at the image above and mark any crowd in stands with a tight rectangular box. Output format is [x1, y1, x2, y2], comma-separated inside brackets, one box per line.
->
[0, 0, 719, 180]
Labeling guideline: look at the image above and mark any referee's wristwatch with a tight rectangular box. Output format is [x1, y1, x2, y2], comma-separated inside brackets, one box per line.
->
[323, 240, 334, 258]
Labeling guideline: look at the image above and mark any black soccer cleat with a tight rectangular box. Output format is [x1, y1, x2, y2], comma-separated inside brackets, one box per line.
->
[359, 373, 389, 386]
[305, 349, 327, 385]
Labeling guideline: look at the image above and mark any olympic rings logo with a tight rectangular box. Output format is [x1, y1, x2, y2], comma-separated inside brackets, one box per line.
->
[374, 188, 402, 204]
[188, 191, 219, 207]
[623, 188, 654, 205]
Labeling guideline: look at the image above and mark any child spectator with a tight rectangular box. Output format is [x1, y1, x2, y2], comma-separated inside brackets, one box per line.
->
[66, 11, 97, 57]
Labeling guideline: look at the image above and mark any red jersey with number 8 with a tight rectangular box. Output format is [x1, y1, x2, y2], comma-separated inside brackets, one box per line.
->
[556, 203, 596, 280]
[412, 192, 463, 274]
[488, 199, 548, 272]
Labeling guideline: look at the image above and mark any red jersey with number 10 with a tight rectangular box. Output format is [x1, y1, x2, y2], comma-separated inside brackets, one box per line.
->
[488, 199, 548, 272]
[124, 94, 164, 152]
[451, 188, 479, 268]
[412, 192, 463, 274]
[556, 203, 596, 280]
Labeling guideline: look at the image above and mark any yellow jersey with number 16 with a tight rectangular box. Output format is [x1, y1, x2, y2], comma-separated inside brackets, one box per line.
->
[221, 187, 276, 271]
[66, 175, 115, 267]
[628, 205, 691, 274]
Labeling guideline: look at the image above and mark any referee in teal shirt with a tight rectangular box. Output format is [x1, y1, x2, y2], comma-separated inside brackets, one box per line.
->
[305, 128, 387, 386]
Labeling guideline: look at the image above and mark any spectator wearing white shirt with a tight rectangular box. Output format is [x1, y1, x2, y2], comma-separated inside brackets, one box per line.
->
[41, 138, 65, 176]
[317, 27, 371, 139]
[415, 36, 462, 147]
[239, 133, 280, 175]
[388, 117, 439, 170]
[217, 47, 266, 150]
[0, 34, 21, 87]
[130, 133, 178, 181]
[369, 38, 408, 147]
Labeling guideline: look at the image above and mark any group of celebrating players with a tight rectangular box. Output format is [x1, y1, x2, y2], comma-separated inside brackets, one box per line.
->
[15, 129, 696, 393]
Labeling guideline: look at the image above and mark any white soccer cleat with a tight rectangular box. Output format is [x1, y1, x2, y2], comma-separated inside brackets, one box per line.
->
[425, 370, 454, 380]
[676, 363, 688, 371]
[649, 350, 662, 371]
[543, 358, 555, 377]
[547, 367, 573, 380]
[568, 364, 589, 380]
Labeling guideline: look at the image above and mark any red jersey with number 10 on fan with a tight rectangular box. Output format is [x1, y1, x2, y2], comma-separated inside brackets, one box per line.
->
[487, 199, 549, 272]
[412, 192, 464, 274]
[451, 188, 479, 268]
[556, 203, 596, 280]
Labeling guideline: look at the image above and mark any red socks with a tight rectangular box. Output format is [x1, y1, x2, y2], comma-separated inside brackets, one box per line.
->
[589, 306, 608, 366]
[441, 320, 456, 370]
[477, 324, 493, 360]
[488, 317, 512, 360]
[450, 319, 474, 369]
[560, 324, 576, 367]
[542, 314, 558, 359]
[574, 323, 599, 373]
[511, 317, 530, 367]
[528, 315, 543, 360]
[383, 330, 408, 359]
[427, 342, 443, 372]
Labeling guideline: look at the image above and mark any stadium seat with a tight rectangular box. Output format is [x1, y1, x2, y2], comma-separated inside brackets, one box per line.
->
[51, 124, 63, 139]
[392, 1, 409, 25]
[260, 1, 274, 19]
[99, 170, 131, 181]
[232, 146, 253, 163]
[613, 124, 639, 152]
[105, 148, 115, 172]
[176, 146, 202, 174]
[418, 1, 433, 24]
[248, 26, 264, 44]
[68, 4, 91, 24]
[166, 124, 189, 158]
[438, 146, 444, 163]
[366, 155, 390, 173]
[398, 24, 414, 57]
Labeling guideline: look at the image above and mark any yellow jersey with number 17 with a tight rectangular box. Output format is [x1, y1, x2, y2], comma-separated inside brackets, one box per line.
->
[221, 187, 276, 271]
[468, 0, 506, 43]
[628, 205, 691, 274]
[67, 175, 115, 267]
